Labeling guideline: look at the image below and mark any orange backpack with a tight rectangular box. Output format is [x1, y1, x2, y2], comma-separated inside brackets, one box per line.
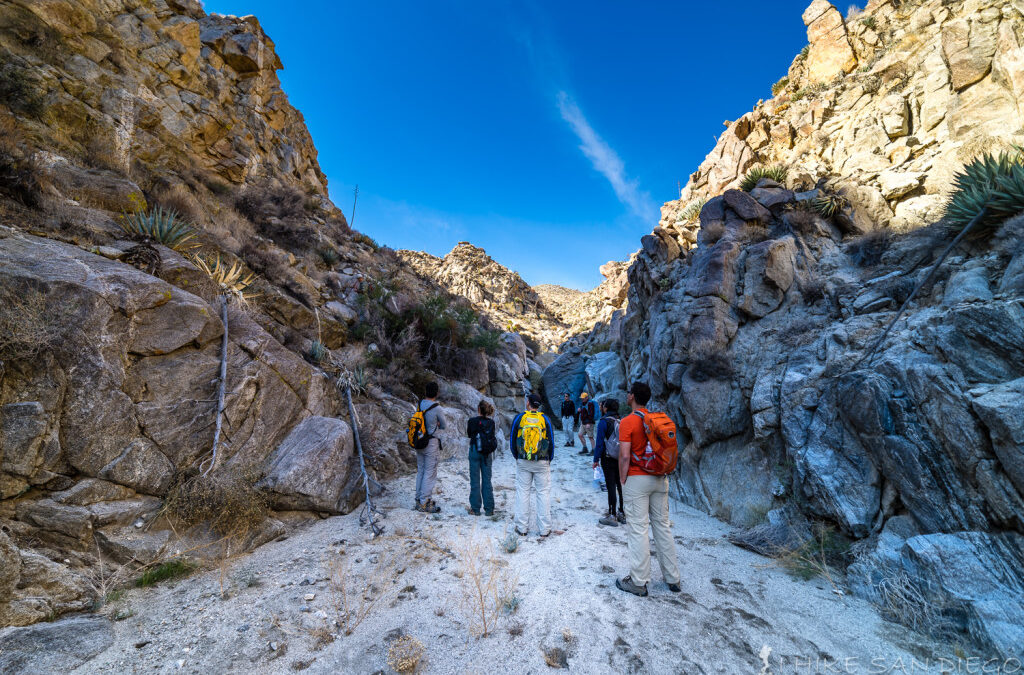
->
[630, 411, 678, 475]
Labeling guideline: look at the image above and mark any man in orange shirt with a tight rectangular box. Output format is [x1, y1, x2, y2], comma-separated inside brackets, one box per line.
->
[615, 382, 681, 597]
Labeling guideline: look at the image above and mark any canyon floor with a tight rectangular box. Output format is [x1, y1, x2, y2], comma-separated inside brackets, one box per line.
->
[67, 446, 949, 674]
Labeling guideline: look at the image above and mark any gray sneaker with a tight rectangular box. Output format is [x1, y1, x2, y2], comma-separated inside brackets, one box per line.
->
[615, 575, 648, 597]
[599, 516, 619, 527]
[616, 512, 626, 524]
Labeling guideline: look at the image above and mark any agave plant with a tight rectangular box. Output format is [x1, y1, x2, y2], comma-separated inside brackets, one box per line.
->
[812, 192, 849, 219]
[309, 339, 328, 364]
[678, 197, 708, 222]
[740, 165, 789, 192]
[190, 253, 257, 304]
[119, 206, 198, 251]
[944, 149, 1024, 234]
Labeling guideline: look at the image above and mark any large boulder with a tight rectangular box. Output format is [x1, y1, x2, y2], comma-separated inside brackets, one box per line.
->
[802, 0, 857, 84]
[585, 351, 626, 405]
[257, 416, 354, 513]
[540, 349, 586, 416]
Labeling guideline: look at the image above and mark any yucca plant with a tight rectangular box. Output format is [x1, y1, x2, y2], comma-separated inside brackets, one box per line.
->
[309, 339, 328, 364]
[944, 149, 1024, 234]
[679, 197, 708, 222]
[812, 192, 849, 219]
[190, 253, 257, 305]
[119, 206, 198, 251]
[855, 149, 1024, 369]
[740, 165, 788, 192]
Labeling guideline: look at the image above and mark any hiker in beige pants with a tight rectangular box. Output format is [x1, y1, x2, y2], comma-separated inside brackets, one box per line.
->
[614, 382, 681, 597]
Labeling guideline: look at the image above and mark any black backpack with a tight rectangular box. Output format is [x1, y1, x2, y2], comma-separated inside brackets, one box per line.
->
[472, 417, 498, 456]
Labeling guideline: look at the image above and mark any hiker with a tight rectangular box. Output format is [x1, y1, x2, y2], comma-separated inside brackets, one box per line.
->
[559, 393, 577, 447]
[615, 382, 682, 597]
[412, 381, 446, 513]
[577, 392, 596, 455]
[593, 398, 624, 526]
[466, 399, 497, 516]
[510, 392, 555, 537]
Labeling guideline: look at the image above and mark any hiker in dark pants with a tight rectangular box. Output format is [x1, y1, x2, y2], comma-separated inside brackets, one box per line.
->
[593, 398, 625, 526]
[466, 399, 497, 516]
[560, 393, 577, 447]
[577, 392, 596, 455]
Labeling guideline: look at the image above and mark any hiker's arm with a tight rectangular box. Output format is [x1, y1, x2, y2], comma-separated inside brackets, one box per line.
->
[509, 416, 519, 459]
[618, 441, 631, 484]
[547, 418, 555, 461]
[592, 419, 604, 467]
[437, 409, 447, 430]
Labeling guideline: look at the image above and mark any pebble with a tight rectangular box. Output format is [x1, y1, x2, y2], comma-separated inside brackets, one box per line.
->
[304, 593, 315, 601]
[237, 624, 250, 632]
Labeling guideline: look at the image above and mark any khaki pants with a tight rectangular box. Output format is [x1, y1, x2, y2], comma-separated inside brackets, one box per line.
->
[623, 474, 680, 586]
[514, 459, 551, 535]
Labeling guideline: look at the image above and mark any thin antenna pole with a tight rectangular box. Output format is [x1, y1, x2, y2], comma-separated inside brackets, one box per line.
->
[350, 184, 359, 229]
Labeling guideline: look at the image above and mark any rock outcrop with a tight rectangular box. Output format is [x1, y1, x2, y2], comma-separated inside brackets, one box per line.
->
[659, 0, 1024, 246]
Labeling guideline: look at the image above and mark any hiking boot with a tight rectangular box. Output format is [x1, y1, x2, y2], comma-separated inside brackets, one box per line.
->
[485, 510, 494, 517]
[514, 528, 528, 537]
[577, 448, 589, 456]
[616, 512, 626, 524]
[538, 531, 551, 538]
[615, 576, 648, 597]
[600, 483, 607, 491]
[667, 583, 682, 593]
[466, 507, 481, 516]
[599, 515, 619, 527]
[417, 500, 440, 514]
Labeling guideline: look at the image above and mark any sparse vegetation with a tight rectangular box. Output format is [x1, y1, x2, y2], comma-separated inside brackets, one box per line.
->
[0, 284, 62, 362]
[119, 206, 199, 251]
[387, 636, 426, 673]
[846, 230, 892, 267]
[772, 76, 790, 96]
[164, 468, 269, 537]
[457, 532, 519, 638]
[678, 197, 707, 222]
[944, 149, 1024, 235]
[327, 551, 399, 635]
[309, 339, 328, 364]
[860, 16, 877, 30]
[0, 118, 46, 208]
[874, 570, 959, 640]
[776, 523, 849, 588]
[791, 82, 828, 101]
[136, 559, 196, 587]
[740, 165, 788, 191]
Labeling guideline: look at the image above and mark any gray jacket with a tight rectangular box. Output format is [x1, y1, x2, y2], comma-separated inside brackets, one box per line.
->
[419, 399, 447, 436]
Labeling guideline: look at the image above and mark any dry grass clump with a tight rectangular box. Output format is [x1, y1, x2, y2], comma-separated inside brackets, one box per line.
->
[846, 229, 892, 267]
[0, 58, 45, 118]
[775, 523, 850, 590]
[235, 181, 305, 223]
[387, 636, 426, 673]
[457, 531, 519, 638]
[875, 570, 959, 640]
[327, 550, 400, 635]
[699, 221, 726, 246]
[151, 181, 204, 225]
[163, 468, 268, 537]
[0, 284, 62, 361]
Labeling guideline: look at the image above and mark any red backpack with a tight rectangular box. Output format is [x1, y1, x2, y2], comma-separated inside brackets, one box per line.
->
[630, 411, 678, 475]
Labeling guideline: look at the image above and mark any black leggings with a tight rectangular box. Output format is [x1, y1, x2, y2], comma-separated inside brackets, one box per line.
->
[600, 455, 624, 514]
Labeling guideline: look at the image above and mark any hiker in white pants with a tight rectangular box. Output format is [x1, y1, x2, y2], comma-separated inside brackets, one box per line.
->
[511, 393, 556, 537]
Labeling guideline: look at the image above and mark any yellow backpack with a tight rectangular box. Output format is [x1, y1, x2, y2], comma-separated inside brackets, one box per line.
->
[516, 411, 550, 460]
[407, 403, 438, 449]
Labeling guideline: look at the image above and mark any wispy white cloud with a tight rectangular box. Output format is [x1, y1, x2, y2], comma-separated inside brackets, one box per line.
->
[556, 91, 658, 223]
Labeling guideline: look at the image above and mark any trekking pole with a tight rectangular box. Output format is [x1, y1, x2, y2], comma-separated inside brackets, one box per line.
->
[339, 376, 385, 537]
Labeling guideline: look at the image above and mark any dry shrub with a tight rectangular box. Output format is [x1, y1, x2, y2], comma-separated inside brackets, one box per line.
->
[775, 523, 850, 590]
[687, 342, 734, 382]
[783, 208, 821, 236]
[800, 276, 827, 304]
[846, 229, 892, 267]
[738, 224, 771, 244]
[778, 316, 822, 348]
[326, 550, 400, 635]
[151, 182, 204, 225]
[235, 181, 305, 224]
[0, 117, 46, 208]
[456, 531, 519, 638]
[0, 283, 61, 361]
[163, 468, 268, 537]
[699, 221, 726, 246]
[875, 570, 960, 640]
[80, 121, 121, 173]
[387, 636, 426, 673]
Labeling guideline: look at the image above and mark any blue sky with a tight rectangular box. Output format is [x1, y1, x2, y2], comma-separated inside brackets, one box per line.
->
[203, 1, 811, 289]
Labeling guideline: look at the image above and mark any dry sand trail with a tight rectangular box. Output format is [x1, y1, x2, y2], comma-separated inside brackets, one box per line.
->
[74, 444, 948, 674]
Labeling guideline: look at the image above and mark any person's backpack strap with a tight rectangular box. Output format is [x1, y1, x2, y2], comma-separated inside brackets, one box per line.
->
[423, 402, 440, 413]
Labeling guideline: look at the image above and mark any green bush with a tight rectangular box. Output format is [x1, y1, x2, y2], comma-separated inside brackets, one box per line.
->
[791, 82, 828, 102]
[860, 16, 877, 30]
[119, 206, 198, 251]
[309, 339, 328, 364]
[469, 329, 502, 354]
[944, 149, 1024, 234]
[740, 165, 788, 192]
[772, 76, 789, 96]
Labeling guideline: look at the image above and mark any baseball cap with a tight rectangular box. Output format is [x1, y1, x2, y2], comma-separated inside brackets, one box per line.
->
[528, 393, 543, 407]
[580, 392, 589, 399]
